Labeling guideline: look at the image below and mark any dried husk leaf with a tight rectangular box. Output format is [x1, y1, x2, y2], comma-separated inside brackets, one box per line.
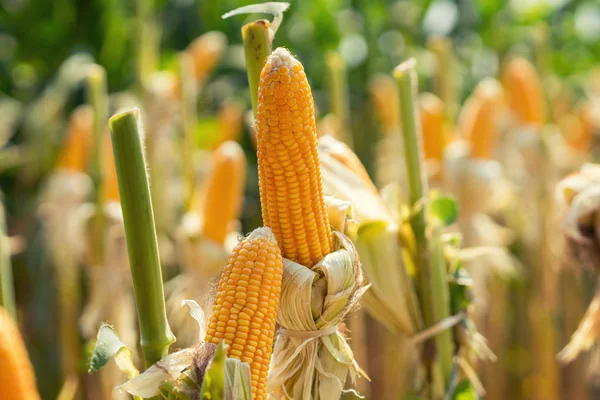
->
[267, 232, 368, 400]
[560, 284, 600, 364]
[166, 211, 232, 347]
[356, 221, 422, 336]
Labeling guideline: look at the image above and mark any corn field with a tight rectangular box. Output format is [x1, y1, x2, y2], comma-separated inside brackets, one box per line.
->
[1, 1, 600, 399]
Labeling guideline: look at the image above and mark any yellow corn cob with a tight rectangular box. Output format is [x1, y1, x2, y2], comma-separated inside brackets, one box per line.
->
[502, 57, 546, 126]
[211, 100, 244, 150]
[102, 133, 120, 202]
[56, 105, 93, 172]
[256, 47, 333, 268]
[459, 78, 503, 159]
[369, 74, 400, 136]
[0, 307, 40, 400]
[419, 92, 445, 161]
[205, 227, 283, 400]
[559, 114, 586, 153]
[202, 141, 247, 244]
[185, 31, 227, 83]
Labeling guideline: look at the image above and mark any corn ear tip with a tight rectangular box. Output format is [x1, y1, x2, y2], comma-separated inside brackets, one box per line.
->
[248, 226, 276, 244]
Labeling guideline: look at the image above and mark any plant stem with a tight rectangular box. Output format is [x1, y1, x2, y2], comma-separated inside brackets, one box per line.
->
[394, 59, 454, 397]
[87, 65, 108, 268]
[326, 51, 354, 148]
[135, 0, 158, 92]
[179, 52, 198, 211]
[427, 36, 457, 124]
[394, 59, 427, 251]
[242, 20, 272, 118]
[109, 109, 175, 368]
[0, 201, 15, 318]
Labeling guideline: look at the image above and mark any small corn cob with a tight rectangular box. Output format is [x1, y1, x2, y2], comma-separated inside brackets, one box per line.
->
[419, 92, 445, 161]
[369, 74, 401, 136]
[459, 78, 503, 159]
[56, 105, 93, 172]
[0, 307, 40, 400]
[102, 133, 120, 202]
[205, 227, 283, 400]
[202, 140, 247, 245]
[502, 57, 546, 126]
[185, 31, 227, 83]
[211, 100, 244, 150]
[256, 47, 333, 268]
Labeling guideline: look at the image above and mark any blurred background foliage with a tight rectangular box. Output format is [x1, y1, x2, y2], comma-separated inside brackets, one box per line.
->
[1, 0, 600, 398]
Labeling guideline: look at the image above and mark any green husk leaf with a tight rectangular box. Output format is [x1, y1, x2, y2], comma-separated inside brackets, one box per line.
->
[89, 324, 139, 380]
[200, 341, 227, 399]
[451, 379, 479, 400]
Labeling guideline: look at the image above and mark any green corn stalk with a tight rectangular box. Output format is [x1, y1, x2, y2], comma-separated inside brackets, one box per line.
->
[109, 109, 175, 368]
[394, 59, 454, 398]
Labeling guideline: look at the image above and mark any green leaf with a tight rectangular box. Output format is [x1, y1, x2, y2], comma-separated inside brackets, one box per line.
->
[449, 267, 474, 314]
[429, 195, 458, 227]
[452, 379, 479, 400]
[200, 342, 227, 399]
[89, 324, 139, 380]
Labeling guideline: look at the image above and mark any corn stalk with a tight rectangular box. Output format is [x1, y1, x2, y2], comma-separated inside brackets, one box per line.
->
[109, 109, 175, 368]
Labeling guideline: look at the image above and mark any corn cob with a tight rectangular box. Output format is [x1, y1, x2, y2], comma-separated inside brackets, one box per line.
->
[459, 78, 503, 159]
[102, 133, 120, 202]
[56, 105, 93, 172]
[419, 92, 445, 161]
[203, 140, 247, 244]
[185, 31, 227, 83]
[0, 307, 40, 400]
[205, 227, 283, 400]
[369, 74, 400, 136]
[256, 47, 333, 268]
[559, 114, 586, 153]
[502, 57, 546, 126]
[212, 100, 244, 150]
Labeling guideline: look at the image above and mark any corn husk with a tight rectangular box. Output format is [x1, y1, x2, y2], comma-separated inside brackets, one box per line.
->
[165, 211, 233, 347]
[319, 136, 422, 336]
[91, 301, 253, 400]
[267, 231, 368, 400]
[78, 202, 138, 400]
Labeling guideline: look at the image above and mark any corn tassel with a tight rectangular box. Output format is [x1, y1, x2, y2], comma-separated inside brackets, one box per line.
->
[202, 140, 247, 245]
[56, 105, 93, 172]
[256, 47, 333, 268]
[205, 227, 283, 400]
[502, 57, 546, 126]
[419, 92, 445, 162]
[0, 307, 40, 400]
[459, 78, 503, 159]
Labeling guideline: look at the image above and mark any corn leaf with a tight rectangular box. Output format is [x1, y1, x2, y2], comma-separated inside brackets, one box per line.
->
[89, 324, 138, 380]
[428, 195, 458, 227]
[200, 341, 227, 399]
